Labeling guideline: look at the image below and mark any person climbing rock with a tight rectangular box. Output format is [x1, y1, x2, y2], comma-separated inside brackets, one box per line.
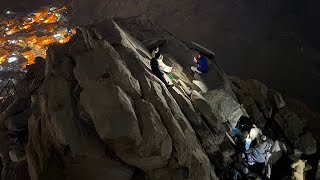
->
[151, 52, 170, 86]
[191, 52, 208, 74]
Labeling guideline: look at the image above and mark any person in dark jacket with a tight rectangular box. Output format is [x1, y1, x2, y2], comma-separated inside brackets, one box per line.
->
[151, 52, 169, 86]
[191, 52, 208, 73]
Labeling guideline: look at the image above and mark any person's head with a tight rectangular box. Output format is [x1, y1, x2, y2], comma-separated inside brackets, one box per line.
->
[260, 135, 267, 142]
[193, 51, 201, 59]
[153, 46, 159, 53]
[154, 52, 161, 59]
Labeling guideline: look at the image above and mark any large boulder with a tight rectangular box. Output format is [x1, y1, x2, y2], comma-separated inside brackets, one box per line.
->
[115, 99, 172, 171]
[169, 87, 226, 170]
[96, 20, 152, 65]
[272, 91, 286, 109]
[296, 132, 317, 155]
[203, 90, 243, 128]
[80, 86, 142, 149]
[26, 39, 135, 180]
[28, 86, 114, 180]
[244, 96, 267, 128]
[228, 77, 267, 128]
[278, 108, 305, 144]
[73, 37, 141, 99]
[247, 79, 274, 118]
[275, 108, 317, 155]
[190, 90, 222, 133]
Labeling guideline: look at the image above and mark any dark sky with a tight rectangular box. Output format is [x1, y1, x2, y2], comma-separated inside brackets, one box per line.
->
[0, 0, 64, 12]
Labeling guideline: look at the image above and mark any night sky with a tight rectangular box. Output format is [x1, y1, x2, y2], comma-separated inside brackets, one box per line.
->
[0, 0, 60, 12]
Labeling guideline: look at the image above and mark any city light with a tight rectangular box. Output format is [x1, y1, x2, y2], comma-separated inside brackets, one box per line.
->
[8, 56, 18, 63]
[0, 6, 76, 70]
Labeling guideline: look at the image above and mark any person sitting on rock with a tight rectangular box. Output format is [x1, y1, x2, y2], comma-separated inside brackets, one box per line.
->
[157, 53, 173, 73]
[191, 52, 208, 74]
[151, 47, 173, 73]
[151, 46, 160, 58]
[150, 52, 170, 87]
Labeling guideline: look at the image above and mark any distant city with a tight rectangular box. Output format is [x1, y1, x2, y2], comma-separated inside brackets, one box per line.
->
[0, 6, 75, 71]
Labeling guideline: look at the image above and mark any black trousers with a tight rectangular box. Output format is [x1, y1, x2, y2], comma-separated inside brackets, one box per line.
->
[156, 74, 169, 87]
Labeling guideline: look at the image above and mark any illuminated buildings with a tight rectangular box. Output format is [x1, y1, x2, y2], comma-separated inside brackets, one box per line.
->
[0, 6, 75, 71]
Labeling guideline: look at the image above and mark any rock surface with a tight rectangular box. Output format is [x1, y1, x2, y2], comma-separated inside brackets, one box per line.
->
[297, 132, 317, 155]
[246, 79, 274, 118]
[0, 17, 318, 180]
[203, 90, 243, 128]
[229, 76, 267, 128]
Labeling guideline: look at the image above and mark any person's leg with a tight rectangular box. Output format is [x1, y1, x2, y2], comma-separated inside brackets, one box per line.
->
[163, 73, 173, 85]
[191, 66, 202, 74]
[157, 74, 169, 87]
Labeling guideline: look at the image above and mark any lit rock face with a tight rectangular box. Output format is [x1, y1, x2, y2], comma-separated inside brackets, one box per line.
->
[0, 16, 318, 180]
[202, 90, 243, 128]
[24, 19, 229, 180]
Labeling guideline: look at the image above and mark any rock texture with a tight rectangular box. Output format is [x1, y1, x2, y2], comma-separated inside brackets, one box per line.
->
[228, 76, 318, 156]
[0, 16, 318, 180]
[228, 76, 267, 128]
[203, 90, 243, 128]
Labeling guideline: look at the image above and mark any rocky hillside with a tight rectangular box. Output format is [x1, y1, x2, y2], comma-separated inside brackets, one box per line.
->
[0, 17, 318, 180]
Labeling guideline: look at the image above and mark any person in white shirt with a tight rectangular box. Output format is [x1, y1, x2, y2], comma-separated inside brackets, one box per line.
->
[157, 54, 173, 73]
[151, 46, 173, 73]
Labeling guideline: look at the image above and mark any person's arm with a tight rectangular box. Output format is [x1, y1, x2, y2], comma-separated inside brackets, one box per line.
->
[291, 161, 298, 169]
[158, 60, 172, 73]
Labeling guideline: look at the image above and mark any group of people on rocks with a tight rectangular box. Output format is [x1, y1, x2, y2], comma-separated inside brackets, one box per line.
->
[148, 45, 311, 180]
[230, 119, 311, 180]
[149, 46, 208, 87]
